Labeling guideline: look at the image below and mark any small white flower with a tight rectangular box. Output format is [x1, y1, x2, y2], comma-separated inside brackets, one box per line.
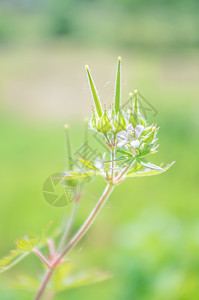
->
[117, 124, 144, 149]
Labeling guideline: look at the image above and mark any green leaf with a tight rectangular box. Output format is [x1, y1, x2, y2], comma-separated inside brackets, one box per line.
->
[117, 149, 133, 157]
[127, 162, 143, 175]
[125, 157, 134, 165]
[0, 221, 55, 274]
[127, 162, 175, 177]
[136, 157, 164, 171]
[63, 171, 100, 180]
[11, 274, 40, 291]
[0, 250, 29, 274]
[53, 262, 111, 292]
[115, 57, 121, 114]
[85, 65, 103, 118]
[79, 158, 100, 172]
[16, 238, 38, 252]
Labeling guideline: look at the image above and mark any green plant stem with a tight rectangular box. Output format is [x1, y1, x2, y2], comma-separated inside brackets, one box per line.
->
[57, 202, 79, 252]
[53, 183, 114, 267]
[111, 148, 115, 180]
[34, 183, 114, 300]
[115, 161, 134, 183]
[32, 249, 51, 269]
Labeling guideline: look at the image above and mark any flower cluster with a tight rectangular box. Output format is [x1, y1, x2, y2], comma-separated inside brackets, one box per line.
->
[62, 57, 174, 185]
[86, 58, 159, 159]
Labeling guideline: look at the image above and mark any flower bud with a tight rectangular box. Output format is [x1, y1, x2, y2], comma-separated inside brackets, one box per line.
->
[115, 110, 126, 133]
[129, 111, 139, 128]
[100, 110, 113, 134]
[139, 115, 146, 127]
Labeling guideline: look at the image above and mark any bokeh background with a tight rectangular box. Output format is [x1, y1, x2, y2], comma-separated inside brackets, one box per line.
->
[0, 0, 199, 299]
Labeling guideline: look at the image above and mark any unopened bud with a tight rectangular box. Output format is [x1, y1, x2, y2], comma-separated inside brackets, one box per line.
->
[100, 110, 113, 134]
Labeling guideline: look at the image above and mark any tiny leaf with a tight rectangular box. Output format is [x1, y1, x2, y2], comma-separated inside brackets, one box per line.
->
[79, 158, 100, 172]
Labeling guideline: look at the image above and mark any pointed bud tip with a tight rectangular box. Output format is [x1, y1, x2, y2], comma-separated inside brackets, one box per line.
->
[85, 65, 89, 71]
[118, 56, 121, 62]
[129, 92, 133, 97]
[134, 89, 138, 94]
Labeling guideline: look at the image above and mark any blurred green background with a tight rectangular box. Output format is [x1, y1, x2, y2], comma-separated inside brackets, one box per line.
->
[0, 0, 199, 299]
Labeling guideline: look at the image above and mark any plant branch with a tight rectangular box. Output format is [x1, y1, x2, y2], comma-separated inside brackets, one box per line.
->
[33, 249, 51, 269]
[57, 202, 79, 252]
[34, 183, 114, 300]
[34, 269, 53, 300]
[53, 183, 114, 267]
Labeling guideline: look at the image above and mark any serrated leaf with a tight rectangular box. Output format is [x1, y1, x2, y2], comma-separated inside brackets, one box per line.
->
[11, 274, 40, 291]
[126, 162, 175, 177]
[16, 238, 38, 252]
[79, 158, 100, 172]
[53, 262, 111, 292]
[0, 221, 55, 274]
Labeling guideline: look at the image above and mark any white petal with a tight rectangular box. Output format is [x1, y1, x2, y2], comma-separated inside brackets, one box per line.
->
[135, 125, 144, 138]
[130, 139, 140, 148]
[117, 130, 128, 139]
[126, 123, 134, 132]
[117, 139, 128, 148]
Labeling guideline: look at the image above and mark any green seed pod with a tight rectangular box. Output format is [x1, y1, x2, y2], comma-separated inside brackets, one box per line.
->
[100, 110, 113, 134]
[133, 89, 139, 114]
[97, 119, 103, 133]
[85, 65, 103, 118]
[111, 106, 116, 122]
[129, 92, 133, 108]
[129, 111, 139, 128]
[91, 110, 97, 128]
[115, 57, 121, 114]
[139, 115, 146, 127]
[115, 110, 126, 133]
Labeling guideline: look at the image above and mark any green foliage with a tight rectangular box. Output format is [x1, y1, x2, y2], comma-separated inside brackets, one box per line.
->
[0, 250, 29, 274]
[16, 238, 38, 252]
[79, 158, 100, 172]
[52, 263, 111, 292]
[0, 222, 55, 274]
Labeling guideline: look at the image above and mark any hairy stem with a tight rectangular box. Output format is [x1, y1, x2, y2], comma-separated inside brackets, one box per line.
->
[57, 202, 79, 252]
[34, 183, 114, 300]
[32, 249, 51, 269]
[53, 183, 114, 267]
[34, 269, 53, 300]
[111, 148, 115, 180]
